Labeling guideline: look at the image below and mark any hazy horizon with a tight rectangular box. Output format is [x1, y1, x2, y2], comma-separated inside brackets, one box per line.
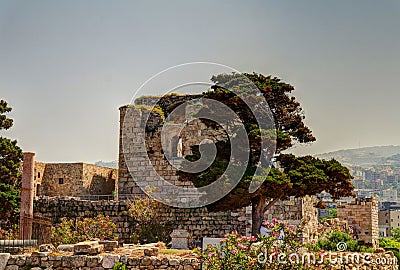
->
[1, 0, 399, 163]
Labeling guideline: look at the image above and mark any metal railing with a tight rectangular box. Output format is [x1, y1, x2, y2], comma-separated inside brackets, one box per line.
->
[36, 193, 149, 201]
[0, 239, 38, 253]
[76, 194, 116, 201]
[37, 194, 117, 201]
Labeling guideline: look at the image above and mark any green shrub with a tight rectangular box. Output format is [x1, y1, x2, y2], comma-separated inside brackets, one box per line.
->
[380, 238, 400, 249]
[50, 214, 117, 246]
[316, 230, 373, 252]
[112, 262, 126, 270]
[379, 238, 400, 269]
[128, 196, 173, 245]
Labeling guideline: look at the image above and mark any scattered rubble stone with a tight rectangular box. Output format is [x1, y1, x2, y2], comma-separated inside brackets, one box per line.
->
[57, 244, 74, 252]
[99, 240, 118, 252]
[74, 241, 104, 255]
[39, 244, 55, 252]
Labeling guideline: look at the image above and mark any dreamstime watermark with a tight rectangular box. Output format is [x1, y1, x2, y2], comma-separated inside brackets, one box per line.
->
[257, 242, 397, 266]
[122, 62, 276, 208]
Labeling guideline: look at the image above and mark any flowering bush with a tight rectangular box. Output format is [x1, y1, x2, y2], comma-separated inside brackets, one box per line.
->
[127, 196, 173, 244]
[0, 224, 19, 240]
[195, 218, 326, 270]
[50, 214, 117, 246]
[127, 196, 158, 224]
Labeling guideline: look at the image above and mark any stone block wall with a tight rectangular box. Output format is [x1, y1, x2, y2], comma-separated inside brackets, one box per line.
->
[337, 195, 379, 247]
[118, 103, 227, 201]
[3, 251, 398, 270]
[264, 196, 319, 242]
[33, 162, 46, 197]
[33, 197, 250, 244]
[36, 163, 117, 198]
[83, 164, 118, 196]
[4, 253, 201, 270]
[264, 196, 318, 224]
[38, 163, 83, 197]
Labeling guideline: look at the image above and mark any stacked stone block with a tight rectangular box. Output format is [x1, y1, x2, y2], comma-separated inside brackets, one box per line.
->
[264, 196, 318, 224]
[4, 251, 398, 270]
[337, 195, 379, 247]
[36, 163, 117, 198]
[4, 253, 201, 269]
[34, 197, 250, 244]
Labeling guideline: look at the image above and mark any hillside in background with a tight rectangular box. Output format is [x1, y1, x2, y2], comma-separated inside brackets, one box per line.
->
[95, 160, 118, 168]
[316, 145, 400, 167]
[94, 145, 400, 169]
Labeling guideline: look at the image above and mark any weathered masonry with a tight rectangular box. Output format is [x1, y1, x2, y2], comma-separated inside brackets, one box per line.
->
[337, 195, 379, 247]
[118, 95, 227, 200]
[34, 162, 117, 198]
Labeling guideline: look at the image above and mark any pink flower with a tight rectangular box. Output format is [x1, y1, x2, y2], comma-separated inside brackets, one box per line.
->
[231, 249, 237, 254]
[238, 243, 247, 250]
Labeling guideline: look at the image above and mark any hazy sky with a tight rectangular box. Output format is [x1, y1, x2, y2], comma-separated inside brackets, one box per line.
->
[0, 0, 399, 163]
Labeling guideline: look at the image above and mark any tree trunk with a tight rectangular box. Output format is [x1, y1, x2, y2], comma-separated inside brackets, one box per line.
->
[251, 195, 266, 236]
[251, 196, 283, 236]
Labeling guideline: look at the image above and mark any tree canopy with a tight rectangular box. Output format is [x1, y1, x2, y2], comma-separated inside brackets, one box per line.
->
[0, 100, 23, 225]
[178, 73, 354, 235]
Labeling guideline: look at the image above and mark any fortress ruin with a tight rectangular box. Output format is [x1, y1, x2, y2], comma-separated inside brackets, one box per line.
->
[25, 94, 378, 246]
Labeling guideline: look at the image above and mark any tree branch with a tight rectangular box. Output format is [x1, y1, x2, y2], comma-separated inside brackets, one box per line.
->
[263, 195, 283, 213]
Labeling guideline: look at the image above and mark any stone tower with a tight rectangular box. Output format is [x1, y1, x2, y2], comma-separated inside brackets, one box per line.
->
[337, 195, 379, 247]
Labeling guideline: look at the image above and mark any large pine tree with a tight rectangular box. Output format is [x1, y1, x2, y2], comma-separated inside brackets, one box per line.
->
[178, 73, 354, 235]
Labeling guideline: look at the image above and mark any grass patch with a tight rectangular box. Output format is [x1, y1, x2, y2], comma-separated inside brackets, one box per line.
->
[159, 249, 193, 256]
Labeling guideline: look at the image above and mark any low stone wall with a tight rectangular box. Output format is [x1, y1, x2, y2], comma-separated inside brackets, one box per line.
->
[34, 197, 250, 243]
[4, 253, 200, 270]
[2, 251, 398, 270]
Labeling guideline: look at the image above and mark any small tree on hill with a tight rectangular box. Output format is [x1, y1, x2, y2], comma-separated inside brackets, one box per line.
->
[178, 73, 354, 235]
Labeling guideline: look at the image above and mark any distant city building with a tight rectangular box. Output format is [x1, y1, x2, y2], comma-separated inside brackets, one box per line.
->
[379, 209, 400, 237]
[386, 175, 397, 186]
[352, 177, 366, 189]
[364, 170, 380, 182]
[382, 189, 398, 201]
[355, 189, 379, 199]
[371, 179, 384, 189]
